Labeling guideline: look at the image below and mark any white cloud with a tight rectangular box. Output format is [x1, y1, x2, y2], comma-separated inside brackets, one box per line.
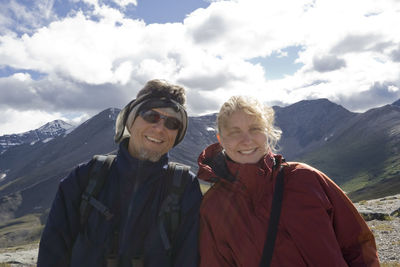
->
[184, 0, 307, 58]
[80, 0, 138, 9]
[0, 0, 400, 134]
[11, 72, 32, 82]
[0, 109, 66, 135]
[66, 113, 91, 126]
[0, 0, 57, 35]
[114, 0, 138, 7]
[388, 85, 399, 93]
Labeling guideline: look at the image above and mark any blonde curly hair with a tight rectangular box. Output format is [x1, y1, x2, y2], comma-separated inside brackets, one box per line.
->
[217, 95, 282, 153]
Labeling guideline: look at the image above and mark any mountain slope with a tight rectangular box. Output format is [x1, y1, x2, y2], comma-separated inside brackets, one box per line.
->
[296, 104, 400, 196]
[0, 109, 119, 194]
[347, 176, 400, 202]
[0, 108, 120, 218]
[170, 114, 218, 170]
[0, 120, 74, 154]
[273, 98, 356, 160]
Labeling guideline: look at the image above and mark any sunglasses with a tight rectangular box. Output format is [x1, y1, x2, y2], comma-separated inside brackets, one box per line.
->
[139, 109, 181, 130]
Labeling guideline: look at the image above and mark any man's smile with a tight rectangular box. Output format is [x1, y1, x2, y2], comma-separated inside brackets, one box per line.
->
[145, 135, 163, 144]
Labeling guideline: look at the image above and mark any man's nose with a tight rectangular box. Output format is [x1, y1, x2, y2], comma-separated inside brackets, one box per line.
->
[152, 118, 166, 130]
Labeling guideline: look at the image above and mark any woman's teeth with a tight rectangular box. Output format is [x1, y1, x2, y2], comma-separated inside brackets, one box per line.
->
[239, 148, 256, 155]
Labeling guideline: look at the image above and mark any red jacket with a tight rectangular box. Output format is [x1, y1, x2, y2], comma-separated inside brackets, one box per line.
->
[198, 143, 379, 267]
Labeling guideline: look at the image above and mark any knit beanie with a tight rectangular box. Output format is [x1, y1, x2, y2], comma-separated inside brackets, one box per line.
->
[114, 80, 188, 147]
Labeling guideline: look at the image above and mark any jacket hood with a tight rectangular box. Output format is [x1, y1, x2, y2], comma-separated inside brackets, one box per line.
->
[197, 142, 282, 183]
[197, 143, 227, 183]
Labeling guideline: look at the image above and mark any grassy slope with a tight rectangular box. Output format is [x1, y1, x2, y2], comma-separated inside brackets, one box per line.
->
[347, 175, 400, 202]
[0, 214, 43, 248]
[296, 126, 400, 200]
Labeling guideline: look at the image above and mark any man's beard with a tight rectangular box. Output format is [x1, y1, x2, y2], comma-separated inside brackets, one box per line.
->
[137, 148, 163, 162]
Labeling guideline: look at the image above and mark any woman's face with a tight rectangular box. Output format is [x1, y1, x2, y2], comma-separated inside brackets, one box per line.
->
[219, 110, 268, 164]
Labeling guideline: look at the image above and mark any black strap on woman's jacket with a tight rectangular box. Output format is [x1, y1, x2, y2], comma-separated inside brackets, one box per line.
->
[259, 167, 285, 267]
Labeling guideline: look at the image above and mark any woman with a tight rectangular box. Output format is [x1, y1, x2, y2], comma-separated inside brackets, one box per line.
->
[197, 96, 379, 267]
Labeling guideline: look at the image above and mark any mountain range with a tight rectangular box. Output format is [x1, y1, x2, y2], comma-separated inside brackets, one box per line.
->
[0, 99, 399, 223]
[0, 120, 74, 154]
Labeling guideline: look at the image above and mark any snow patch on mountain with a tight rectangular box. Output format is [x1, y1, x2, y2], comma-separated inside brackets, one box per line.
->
[109, 108, 120, 120]
[38, 120, 74, 135]
[64, 127, 76, 135]
[42, 138, 54, 143]
[324, 133, 334, 141]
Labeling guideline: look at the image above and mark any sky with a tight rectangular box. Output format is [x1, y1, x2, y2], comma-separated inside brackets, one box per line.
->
[0, 0, 400, 135]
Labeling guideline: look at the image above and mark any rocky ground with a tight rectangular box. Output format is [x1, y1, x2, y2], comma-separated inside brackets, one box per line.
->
[355, 194, 400, 265]
[0, 194, 399, 266]
[0, 243, 37, 266]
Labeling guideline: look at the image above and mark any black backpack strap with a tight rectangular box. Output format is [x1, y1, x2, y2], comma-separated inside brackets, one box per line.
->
[80, 154, 116, 226]
[158, 162, 191, 253]
[259, 166, 285, 267]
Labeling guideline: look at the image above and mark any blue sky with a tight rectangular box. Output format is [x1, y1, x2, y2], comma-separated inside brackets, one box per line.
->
[0, 0, 400, 135]
[127, 0, 210, 24]
[248, 46, 304, 80]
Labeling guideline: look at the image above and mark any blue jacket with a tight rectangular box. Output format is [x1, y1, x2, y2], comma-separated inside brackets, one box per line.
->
[37, 139, 202, 267]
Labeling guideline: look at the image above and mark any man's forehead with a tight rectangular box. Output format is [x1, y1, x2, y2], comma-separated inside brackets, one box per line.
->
[151, 107, 181, 120]
[152, 108, 172, 116]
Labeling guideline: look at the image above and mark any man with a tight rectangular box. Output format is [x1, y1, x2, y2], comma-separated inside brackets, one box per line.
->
[37, 79, 202, 267]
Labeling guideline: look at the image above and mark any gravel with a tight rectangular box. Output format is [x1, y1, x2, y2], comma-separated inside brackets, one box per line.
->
[355, 194, 400, 264]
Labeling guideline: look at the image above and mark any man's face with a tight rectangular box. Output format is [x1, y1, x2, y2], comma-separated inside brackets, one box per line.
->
[128, 108, 179, 162]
